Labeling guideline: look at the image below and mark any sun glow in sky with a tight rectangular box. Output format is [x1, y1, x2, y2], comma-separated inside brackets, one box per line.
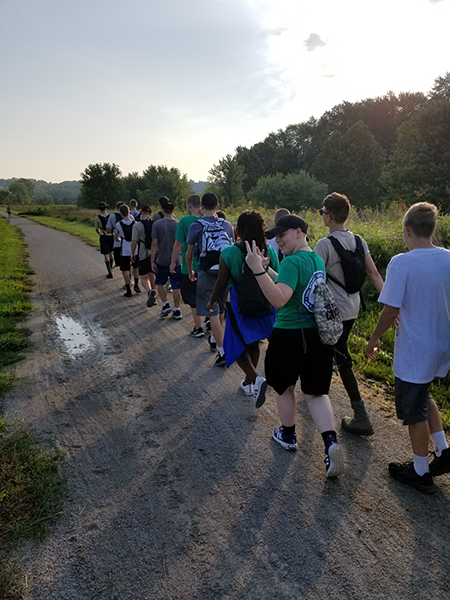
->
[1, 0, 449, 183]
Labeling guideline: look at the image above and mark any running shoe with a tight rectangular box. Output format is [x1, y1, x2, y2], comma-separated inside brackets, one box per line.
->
[214, 352, 227, 367]
[160, 304, 172, 318]
[123, 289, 133, 298]
[272, 426, 297, 451]
[240, 380, 254, 396]
[253, 375, 267, 408]
[172, 309, 182, 320]
[429, 448, 450, 477]
[208, 335, 217, 352]
[205, 317, 211, 332]
[389, 461, 437, 494]
[134, 285, 142, 294]
[146, 289, 157, 308]
[325, 442, 345, 478]
[189, 327, 205, 338]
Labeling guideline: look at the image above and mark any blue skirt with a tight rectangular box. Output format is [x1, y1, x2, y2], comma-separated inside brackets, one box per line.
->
[224, 286, 276, 367]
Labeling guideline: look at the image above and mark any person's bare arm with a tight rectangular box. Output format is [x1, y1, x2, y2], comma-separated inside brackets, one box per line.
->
[151, 238, 158, 272]
[170, 240, 182, 274]
[365, 254, 384, 294]
[207, 257, 230, 312]
[131, 240, 137, 259]
[114, 228, 120, 243]
[186, 244, 196, 281]
[244, 241, 293, 308]
[365, 304, 399, 360]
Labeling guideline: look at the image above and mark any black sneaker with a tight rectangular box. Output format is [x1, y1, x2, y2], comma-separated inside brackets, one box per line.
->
[272, 426, 297, 451]
[106, 273, 113, 279]
[190, 327, 205, 338]
[205, 317, 211, 332]
[429, 448, 450, 477]
[160, 304, 172, 318]
[172, 309, 182, 320]
[123, 289, 133, 298]
[214, 352, 226, 367]
[325, 442, 345, 478]
[146, 289, 157, 308]
[388, 461, 437, 494]
[134, 285, 142, 293]
[208, 335, 217, 352]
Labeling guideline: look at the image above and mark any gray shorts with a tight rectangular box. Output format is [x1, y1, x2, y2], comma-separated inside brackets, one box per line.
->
[394, 378, 432, 425]
[196, 271, 226, 317]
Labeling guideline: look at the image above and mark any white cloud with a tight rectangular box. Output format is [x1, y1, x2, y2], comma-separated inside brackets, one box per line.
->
[303, 33, 327, 52]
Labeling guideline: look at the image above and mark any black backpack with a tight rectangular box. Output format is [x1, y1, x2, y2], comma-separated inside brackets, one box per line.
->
[141, 219, 153, 250]
[327, 235, 366, 294]
[235, 243, 273, 317]
[98, 214, 108, 231]
[120, 221, 134, 243]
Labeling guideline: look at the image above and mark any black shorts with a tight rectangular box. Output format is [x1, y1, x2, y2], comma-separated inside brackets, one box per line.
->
[99, 235, 114, 255]
[138, 257, 153, 276]
[265, 327, 334, 396]
[113, 247, 122, 267]
[181, 274, 197, 308]
[334, 319, 355, 369]
[394, 378, 432, 425]
[120, 256, 138, 272]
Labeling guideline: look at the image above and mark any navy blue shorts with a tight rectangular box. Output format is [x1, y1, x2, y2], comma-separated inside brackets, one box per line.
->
[155, 264, 182, 289]
[394, 378, 432, 425]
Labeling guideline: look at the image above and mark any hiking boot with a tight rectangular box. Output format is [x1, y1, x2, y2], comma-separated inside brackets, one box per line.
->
[123, 289, 133, 297]
[240, 380, 254, 396]
[253, 375, 267, 408]
[342, 400, 374, 436]
[325, 442, 345, 478]
[208, 335, 217, 352]
[205, 317, 211, 332]
[429, 448, 450, 477]
[272, 426, 297, 451]
[389, 461, 437, 494]
[106, 273, 113, 279]
[190, 327, 205, 338]
[172, 309, 182, 320]
[160, 304, 172, 318]
[214, 352, 227, 367]
[146, 289, 157, 308]
[134, 285, 142, 293]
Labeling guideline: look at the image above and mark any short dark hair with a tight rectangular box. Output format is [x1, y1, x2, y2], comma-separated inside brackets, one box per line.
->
[130, 199, 138, 208]
[119, 204, 130, 217]
[274, 208, 290, 223]
[201, 192, 219, 210]
[216, 210, 226, 219]
[403, 202, 437, 238]
[187, 194, 201, 209]
[323, 192, 351, 223]
[116, 201, 125, 210]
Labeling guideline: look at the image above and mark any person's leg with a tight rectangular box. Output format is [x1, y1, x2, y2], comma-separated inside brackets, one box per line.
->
[210, 315, 223, 347]
[276, 385, 296, 426]
[173, 289, 181, 309]
[305, 395, 336, 433]
[139, 273, 150, 293]
[236, 348, 258, 385]
[133, 265, 141, 291]
[104, 254, 113, 277]
[192, 309, 202, 329]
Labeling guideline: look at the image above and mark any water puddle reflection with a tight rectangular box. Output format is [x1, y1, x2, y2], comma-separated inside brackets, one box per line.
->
[55, 316, 94, 356]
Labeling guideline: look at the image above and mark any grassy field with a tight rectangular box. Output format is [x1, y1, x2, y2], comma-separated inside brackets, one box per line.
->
[3, 203, 450, 427]
[0, 216, 66, 600]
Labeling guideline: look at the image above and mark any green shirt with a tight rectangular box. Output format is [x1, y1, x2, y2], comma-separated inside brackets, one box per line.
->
[175, 215, 199, 274]
[221, 243, 280, 288]
[274, 249, 326, 329]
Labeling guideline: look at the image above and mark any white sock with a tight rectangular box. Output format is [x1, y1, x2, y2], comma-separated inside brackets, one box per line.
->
[413, 453, 430, 476]
[210, 335, 216, 343]
[218, 346, 224, 356]
[431, 431, 449, 457]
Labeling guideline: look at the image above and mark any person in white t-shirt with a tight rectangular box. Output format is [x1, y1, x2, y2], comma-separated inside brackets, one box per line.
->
[115, 204, 141, 297]
[366, 202, 450, 494]
[315, 192, 383, 436]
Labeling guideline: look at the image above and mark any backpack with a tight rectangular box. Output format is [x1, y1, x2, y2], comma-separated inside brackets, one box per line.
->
[300, 258, 343, 346]
[199, 218, 232, 272]
[235, 244, 273, 317]
[98, 214, 108, 231]
[119, 221, 134, 243]
[327, 235, 366, 294]
[141, 219, 153, 250]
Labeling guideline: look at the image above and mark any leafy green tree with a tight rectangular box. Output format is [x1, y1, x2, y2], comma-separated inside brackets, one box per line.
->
[248, 171, 328, 212]
[429, 72, 450, 102]
[34, 194, 54, 206]
[16, 178, 34, 199]
[208, 154, 246, 207]
[78, 163, 124, 209]
[312, 121, 386, 208]
[381, 102, 450, 211]
[0, 189, 15, 205]
[123, 171, 144, 202]
[141, 165, 192, 208]
[9, 182, 32, 205]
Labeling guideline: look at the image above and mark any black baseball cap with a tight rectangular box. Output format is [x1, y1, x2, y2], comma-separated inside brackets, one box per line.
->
[265, 215, 308, 239]
[141, 205, 152, 213]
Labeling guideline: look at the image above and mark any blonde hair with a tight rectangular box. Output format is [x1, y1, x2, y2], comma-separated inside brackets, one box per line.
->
[403, 202, 437, 238]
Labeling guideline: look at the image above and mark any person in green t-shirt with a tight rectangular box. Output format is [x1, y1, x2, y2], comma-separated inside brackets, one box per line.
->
[245, 215, 345, 479]
[170, 195, 204, 336]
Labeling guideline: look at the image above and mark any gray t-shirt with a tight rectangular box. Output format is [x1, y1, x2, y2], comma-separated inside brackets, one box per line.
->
[314, 229, 369, 321]
[132, 220, 151, 261]
[152, 217, 180, 267]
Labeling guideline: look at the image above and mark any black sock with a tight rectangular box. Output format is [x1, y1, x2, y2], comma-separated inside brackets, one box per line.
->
[283, 424, 295, 437]
[134, 278, 139, 287]
[321, 430, 337, 451]
[126, 283, 131, 291]
[338, 366, 362, 404]
[106, 262, 112, 276]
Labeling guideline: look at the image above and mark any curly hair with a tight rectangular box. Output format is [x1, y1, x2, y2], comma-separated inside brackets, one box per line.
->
[236, 210, 267, 253]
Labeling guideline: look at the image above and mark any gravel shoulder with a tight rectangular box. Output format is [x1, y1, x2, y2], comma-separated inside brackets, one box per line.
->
[4, 214, 450, 600]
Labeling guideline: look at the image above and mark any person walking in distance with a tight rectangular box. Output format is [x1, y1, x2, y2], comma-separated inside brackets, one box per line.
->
[315, 192, 383, 436]
[115, 204, 141, 297]
[94, 202, 114, 278]
[131, 205, 157, 307]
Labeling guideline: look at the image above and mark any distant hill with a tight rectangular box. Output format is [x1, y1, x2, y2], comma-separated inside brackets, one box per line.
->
[189, 180, 207, 195]
[0, 179, 81, 204]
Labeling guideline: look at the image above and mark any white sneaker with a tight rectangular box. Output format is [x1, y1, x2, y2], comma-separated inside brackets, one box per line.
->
[253, 375, 267, 408]
[240, 380, 254, 396]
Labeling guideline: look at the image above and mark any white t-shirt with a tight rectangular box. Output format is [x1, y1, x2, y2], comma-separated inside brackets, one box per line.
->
[379, 247, 450, 384]
[115, 218, 134, 257]
[314, 230, 369, 321]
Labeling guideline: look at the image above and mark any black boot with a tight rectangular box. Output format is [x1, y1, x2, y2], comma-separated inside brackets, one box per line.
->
[339, 366, 374, 436]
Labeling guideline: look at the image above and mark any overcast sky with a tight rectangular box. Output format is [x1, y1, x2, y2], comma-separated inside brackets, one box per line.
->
[1, 0, 449, 183]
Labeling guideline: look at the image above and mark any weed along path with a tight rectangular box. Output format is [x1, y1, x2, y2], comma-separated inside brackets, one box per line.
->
[4, 213, 450, 600]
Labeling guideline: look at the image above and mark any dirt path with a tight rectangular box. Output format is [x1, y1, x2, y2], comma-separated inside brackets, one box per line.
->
[3, 213, 450, 600]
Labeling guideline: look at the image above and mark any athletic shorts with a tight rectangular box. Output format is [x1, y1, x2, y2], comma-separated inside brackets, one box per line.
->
[99, 235, 114, 255]
[394, 378, 432, 425]
[155, 264, 182, 289]
[138, 257, 152, 277]
[113, 247, 122, 267]
[265, 327, 334, 396]
[334, 319, 355, 369]
[120, 255, 138, 272]
[196, 270, 227, 317]
[181, 273, 197, 308]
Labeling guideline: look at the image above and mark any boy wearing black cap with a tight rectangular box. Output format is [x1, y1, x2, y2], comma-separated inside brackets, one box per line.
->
[245, 215, 345, 478]
[95, 202, 114, 278]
